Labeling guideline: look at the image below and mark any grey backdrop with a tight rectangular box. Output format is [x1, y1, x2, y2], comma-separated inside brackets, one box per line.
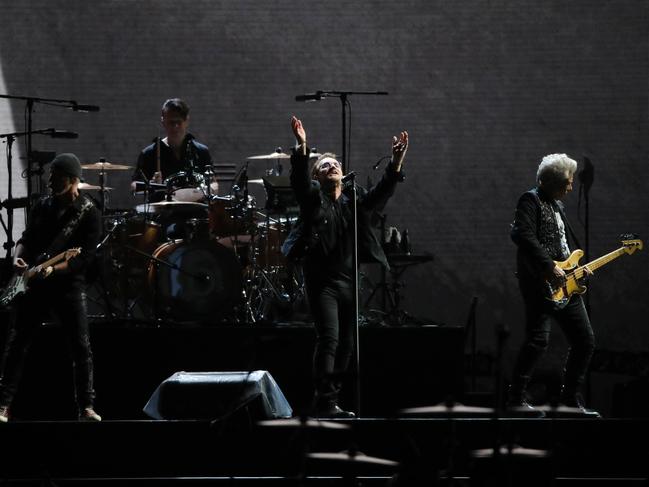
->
[1, 1, 647, 392]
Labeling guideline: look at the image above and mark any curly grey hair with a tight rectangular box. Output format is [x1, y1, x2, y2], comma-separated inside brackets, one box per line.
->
[536, 153, 577, 186]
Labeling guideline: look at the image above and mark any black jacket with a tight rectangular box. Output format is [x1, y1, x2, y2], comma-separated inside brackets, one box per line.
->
[133, 134, 212, 182]
[511, 187, 580, 286]
[19, 193, 101, 288]
[282, 148, 403, 271]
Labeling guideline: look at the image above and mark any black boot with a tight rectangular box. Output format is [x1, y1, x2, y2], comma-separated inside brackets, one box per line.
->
[506, 378, 544, 417]
[560, 387, 600, 418]
[313, 399, 355, 419]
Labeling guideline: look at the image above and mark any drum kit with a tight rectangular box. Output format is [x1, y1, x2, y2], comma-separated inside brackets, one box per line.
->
[84, 152, 307, 325]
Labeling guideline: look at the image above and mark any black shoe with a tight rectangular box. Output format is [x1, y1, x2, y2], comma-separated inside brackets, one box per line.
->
[314, 404, 356, 419]
[559, 396, 600, 418]
[505, 399, 545, 418]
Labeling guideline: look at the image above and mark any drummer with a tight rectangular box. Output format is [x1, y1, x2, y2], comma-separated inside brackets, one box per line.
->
[131, 98, 215, 199]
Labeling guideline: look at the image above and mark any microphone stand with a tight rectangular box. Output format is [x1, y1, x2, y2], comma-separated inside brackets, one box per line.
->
[346, 171, 362, 417]
[302, 90, 388, 174]
[0, 94, 96, 213]
[578, 157, 594, 314]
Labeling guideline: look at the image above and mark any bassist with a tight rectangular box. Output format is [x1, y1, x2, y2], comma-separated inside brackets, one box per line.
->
[0, 154, 102, 422]
[508, 153, 598, 417]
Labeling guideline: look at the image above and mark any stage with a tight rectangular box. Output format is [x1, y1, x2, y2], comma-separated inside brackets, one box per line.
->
[0, 320, 647, 484]
[1, 418, 648, 485]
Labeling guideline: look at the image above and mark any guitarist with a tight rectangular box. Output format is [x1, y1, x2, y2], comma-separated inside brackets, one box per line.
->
[0, 154, 102, 422]
[509, 153, 598, 417]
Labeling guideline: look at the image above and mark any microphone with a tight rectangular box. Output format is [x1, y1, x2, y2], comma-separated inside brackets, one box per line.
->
[0, 197, 29, 210]
[71, 104, 100, 112]
[49, 130, 79, 139]
[341, 171, 356, 185]
[295, 92, 323, 102]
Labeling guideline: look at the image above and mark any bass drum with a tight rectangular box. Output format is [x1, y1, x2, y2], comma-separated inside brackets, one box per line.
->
[148, 239, 242, 322]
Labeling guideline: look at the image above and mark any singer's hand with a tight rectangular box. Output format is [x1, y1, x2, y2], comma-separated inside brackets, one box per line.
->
[291, 116, 307, 145]
[391, 131, 409, 171]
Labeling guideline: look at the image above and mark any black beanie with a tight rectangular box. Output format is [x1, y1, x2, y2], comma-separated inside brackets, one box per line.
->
[51, 153, 82, 179]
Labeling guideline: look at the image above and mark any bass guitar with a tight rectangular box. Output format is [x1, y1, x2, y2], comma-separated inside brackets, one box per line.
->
[0, 248, 81, 307]
[547, 237, 642, 308]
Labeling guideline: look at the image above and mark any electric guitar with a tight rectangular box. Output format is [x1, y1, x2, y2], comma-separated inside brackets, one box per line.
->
[0, 248, 81, 307]
[547, 237, 643, 308]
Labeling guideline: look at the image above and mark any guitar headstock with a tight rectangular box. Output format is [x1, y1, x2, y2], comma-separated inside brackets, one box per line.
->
[65, 247, 82, 260]
[621, 237, 643, 255]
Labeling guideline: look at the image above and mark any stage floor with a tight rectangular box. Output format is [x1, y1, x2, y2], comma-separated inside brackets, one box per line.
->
[0, 417, 647, 484]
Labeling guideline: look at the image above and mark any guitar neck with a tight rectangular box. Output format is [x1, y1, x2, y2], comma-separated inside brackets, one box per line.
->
[29, 251, 71, 273]
[574, 247, 627, 278]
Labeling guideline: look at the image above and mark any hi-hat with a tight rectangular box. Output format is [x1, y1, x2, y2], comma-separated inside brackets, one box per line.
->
[82, 161, 133, 170]
[79, 182, 113, 191]
[257, 418, 350, 430]
[247, 152, 290, 160]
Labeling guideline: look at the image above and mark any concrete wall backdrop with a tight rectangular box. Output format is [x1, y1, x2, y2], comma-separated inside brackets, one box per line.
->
[0, 1, 647, 386]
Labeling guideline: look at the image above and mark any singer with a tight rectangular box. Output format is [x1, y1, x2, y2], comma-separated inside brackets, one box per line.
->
[0, 154, 102, 423]
[508, 153, 598, 417]
[130, 98, 213, 197]
[283, 116, 408, 418]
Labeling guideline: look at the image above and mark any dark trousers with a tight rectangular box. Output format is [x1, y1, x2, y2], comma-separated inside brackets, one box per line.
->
[306, 275, 355, 408]
[511, 286, 595, 395]
[0, 283, 96, 411]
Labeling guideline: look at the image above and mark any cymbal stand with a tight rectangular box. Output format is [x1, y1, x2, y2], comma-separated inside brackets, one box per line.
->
[97, 157, 109, 216]
[89, 218, 123, 319]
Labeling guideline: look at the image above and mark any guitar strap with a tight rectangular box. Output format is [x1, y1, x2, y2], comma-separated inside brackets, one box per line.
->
[44, 194, 94, 258]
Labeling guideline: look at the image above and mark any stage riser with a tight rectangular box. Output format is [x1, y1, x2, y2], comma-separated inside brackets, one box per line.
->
[0, 323, 464, 420]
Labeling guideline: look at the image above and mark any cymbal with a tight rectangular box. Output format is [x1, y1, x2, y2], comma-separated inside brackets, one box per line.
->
[307, 451, 399, 467]
[247, 152, 290, 160]
[135, 201, 208, 214]
[248, 179, 265, 185]
[401, 402, 495, 417]
[78, 182, 113, 191]
[82, 162, 133, 170]
[471, 444, 549, 458]
[257, 418, 350, 430]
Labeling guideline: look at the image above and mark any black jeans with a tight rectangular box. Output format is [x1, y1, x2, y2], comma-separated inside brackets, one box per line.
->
[306, 274, 355, 408]
[0, 282, 96, 410]
[511, 285, 595, 395]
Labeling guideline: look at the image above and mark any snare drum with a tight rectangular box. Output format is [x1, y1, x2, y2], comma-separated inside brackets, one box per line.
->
[147, 239, 243, 321]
